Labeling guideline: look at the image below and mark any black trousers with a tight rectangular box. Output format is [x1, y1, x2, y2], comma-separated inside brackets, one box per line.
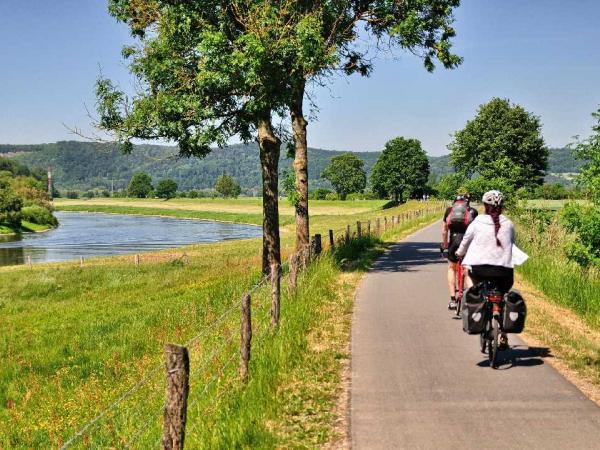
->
[469, 264, 514, 293]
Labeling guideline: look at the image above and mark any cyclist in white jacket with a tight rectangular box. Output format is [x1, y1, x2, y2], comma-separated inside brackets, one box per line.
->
[456, 190, 515, 349]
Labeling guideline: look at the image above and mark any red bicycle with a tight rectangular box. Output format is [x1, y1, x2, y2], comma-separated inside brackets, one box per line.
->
[454, 259, 465, 317]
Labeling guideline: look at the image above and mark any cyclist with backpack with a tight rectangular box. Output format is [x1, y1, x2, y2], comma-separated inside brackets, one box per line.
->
[455, 190, 517, 350]
[441, 193, 478, 310]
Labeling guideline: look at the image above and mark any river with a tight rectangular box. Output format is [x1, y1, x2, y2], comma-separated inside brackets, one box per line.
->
[0, 212, 261, 267]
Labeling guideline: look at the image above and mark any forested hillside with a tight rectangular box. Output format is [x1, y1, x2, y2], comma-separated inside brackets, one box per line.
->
[0, 141, 578, 192]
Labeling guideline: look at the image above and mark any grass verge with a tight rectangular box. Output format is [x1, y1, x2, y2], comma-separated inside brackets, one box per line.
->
[515, 276, 600, 405]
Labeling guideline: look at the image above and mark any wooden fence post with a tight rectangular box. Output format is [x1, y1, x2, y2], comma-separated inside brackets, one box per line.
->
[27, 256, 32, 268]
[311, 234, 322, 257]
[240, 293, 252, 382]
[289, 253, 299, 292]
[80, 256, 84, 267]
[135, 254, 140, 266]
[356, 221, 362, 238]
[376, 218, 381, 236]
[270, 264, 281, 328]
[384, 216, 388, 231]
[162, 344, 190, 450]
[328, 229, 334, 249]
[345, 224, 350, 242]
[367, 220, 371, 235]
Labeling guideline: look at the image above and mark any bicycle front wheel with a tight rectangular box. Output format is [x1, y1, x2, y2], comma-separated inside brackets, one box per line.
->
[488, 317, 500, 368]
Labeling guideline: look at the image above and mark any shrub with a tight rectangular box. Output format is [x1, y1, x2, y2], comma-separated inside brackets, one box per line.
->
[100, 190, 111, 198]
[83, 191, 95, 199]
[66, 191, 79, 199]
[346, 192, 379, 201]
[21, 205, 58, 226]
[309, 188, 332, 200]
[324, 192, 339, 201]
[560, 202, 600, 268]
[188, 190, 199, 198]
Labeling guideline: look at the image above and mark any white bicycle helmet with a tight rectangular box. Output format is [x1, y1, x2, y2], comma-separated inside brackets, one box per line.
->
[482, 190, 504, 207]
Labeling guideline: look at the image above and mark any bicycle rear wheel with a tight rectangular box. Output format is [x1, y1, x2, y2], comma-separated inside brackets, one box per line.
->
[488, 317, 500, 368]
[480, 321, 488, 354]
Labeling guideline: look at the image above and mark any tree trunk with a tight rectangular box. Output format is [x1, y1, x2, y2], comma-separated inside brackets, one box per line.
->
[290, 83, 310, 260]
[257, 116, 282, 275]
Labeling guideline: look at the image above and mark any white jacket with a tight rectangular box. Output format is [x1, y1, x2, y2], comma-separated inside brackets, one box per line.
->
[456, 214, 515, 268]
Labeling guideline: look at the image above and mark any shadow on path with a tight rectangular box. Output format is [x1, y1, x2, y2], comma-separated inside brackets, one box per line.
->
[477, 345, 553, 369]
[372, 242, 446, 273]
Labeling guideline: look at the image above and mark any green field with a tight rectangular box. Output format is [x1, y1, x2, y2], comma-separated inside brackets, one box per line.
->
[54, 197, 390, 225]
[0, 199, 444, 448]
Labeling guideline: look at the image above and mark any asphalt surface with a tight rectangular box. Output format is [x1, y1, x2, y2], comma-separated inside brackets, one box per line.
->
[350, 222, 600, 449]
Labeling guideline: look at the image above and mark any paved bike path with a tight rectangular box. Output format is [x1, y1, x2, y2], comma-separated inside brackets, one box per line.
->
[351, 222, 600, 449]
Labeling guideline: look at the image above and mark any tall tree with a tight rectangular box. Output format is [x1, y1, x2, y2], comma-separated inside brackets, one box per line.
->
[572, 106, 600, 204]
[155, 178, 178, 199]
[97, 1, 296, 274]
[449, 98, 548, 189]
[322, 153, 366, 200]
[215, 174, 242, 198]
[285, 1, 463, 255]
[370, 137, 430, 202]
[128, 172, 153, 198]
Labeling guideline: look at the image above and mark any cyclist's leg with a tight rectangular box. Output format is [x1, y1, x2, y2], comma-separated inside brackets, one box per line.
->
[447, 261, 457, 297]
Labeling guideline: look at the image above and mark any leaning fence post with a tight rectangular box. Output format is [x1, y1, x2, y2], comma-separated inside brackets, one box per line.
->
[345, 224, 350, 242]
[270, 263, 281, 328]
[367, 220, 371, 235]
[162, 344, 190, 450]
[376, 218, 381, 236]
[240, 293, 252, 382]
[328, 229, 334, 249]
[356, 221, 362, 238]
[384, 216, 388, 231]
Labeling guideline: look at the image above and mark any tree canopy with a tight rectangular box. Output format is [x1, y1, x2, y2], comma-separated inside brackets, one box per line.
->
[155, 178, 178, 199]
[0, 157, 56, 231]
[128, 172, 153, 198]
[321, 153, 366, 200]
[370, 137, 430, 202]
[572, 106, 600, 203]
[215, 174, 242, 199]
[449, 98, 548, 190]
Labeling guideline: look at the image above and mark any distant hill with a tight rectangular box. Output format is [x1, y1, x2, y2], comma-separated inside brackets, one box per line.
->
[0, 141, 580, 191]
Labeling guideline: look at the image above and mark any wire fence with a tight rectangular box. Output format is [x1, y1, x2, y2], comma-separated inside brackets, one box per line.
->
[58, 201, 446, 449]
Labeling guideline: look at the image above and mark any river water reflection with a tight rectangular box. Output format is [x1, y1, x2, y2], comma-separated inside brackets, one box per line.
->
[0, 212, 261, 267]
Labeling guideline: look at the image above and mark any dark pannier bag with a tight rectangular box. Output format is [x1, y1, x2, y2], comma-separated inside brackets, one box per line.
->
[502, 290, 527, 333]
[462, 286, 487, 334]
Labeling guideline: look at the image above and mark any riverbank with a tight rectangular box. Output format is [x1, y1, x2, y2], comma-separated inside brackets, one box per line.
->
[0, 200, 443, 447]
[0, 220, 55, 235]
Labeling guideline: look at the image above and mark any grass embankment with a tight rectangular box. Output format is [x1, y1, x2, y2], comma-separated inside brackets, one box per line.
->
[0, 221, 54, 235]
[515, 216, 600, 399]
[0, 200, 443, 448]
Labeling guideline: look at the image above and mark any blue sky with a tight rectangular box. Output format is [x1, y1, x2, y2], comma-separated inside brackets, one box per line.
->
[0, 0, 599, 155]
